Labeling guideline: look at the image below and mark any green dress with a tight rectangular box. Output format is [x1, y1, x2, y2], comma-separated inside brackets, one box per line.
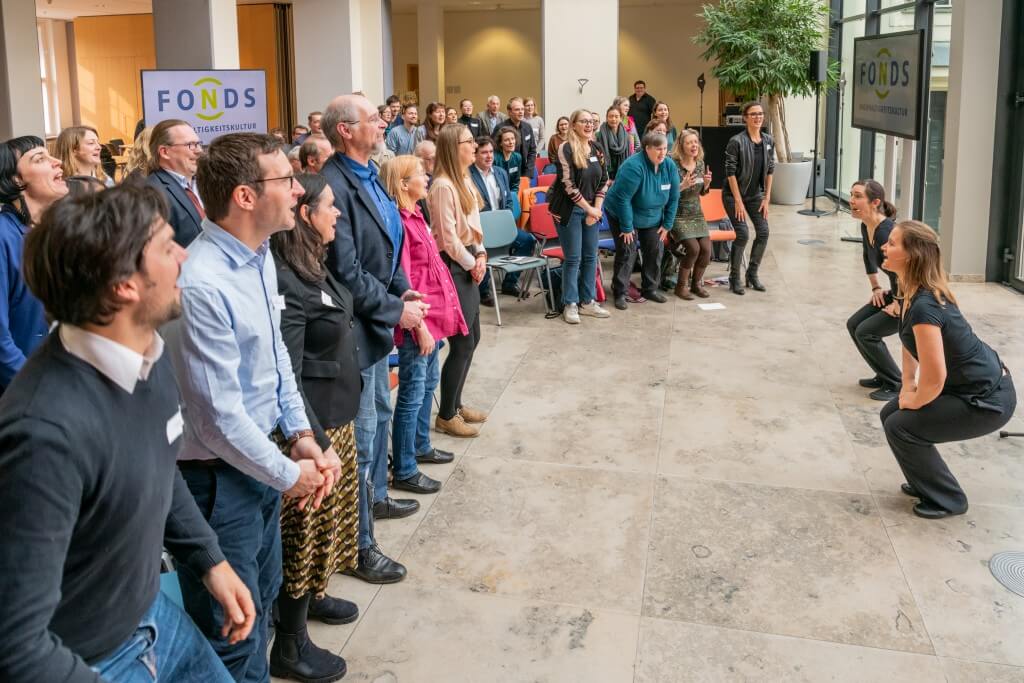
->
[669, 159, 709, 241]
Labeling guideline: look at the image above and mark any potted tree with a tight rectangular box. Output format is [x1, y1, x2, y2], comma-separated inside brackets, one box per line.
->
[695, 0, 835, 205]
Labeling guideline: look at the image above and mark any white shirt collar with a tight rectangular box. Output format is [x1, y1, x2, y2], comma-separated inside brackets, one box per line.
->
[59, 324, 165, 394]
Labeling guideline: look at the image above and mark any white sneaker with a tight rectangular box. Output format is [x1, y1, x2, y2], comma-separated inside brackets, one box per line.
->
[579, 301, 611, 318]
[563, 303, 580, 324]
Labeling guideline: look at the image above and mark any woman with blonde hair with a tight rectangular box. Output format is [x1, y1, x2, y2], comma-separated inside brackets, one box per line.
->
[879, 220, 1015, 519]
[427, 125, 489, 438]
[124, 126, 153, 180]
[612, 96, 640, 154]
[547, 109, 611, 324]
[54, 125, 112, 187]
[664, 128, 713, 299]
[381, 155, 466, 489]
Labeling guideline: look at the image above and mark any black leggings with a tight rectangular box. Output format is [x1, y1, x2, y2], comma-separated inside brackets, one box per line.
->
[440, 260, 481, 420]
[679, 237, 712, 270]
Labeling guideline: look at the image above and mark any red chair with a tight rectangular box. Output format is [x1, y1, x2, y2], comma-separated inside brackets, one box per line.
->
[534, 156, 548, 178]
[530, 203, 605, 302]
[537, 173, 557, 188]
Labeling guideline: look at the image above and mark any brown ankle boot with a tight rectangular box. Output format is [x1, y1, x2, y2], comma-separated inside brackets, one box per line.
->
[674, 267, 694, 300]
[691, 267, 710, 298]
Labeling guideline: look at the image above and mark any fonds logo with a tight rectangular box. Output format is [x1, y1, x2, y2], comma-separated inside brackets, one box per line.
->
[858, 48, 911, 101]
[156, 76, 258, 121]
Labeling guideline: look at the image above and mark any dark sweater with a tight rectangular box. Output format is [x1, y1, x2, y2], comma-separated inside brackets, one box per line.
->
[0, 333, 224, 683]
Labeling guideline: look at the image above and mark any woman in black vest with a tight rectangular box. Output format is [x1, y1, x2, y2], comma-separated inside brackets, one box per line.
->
[879, 220, 1016, 519]
[846, 180, 902, 401]
[269, 173, 368, 683]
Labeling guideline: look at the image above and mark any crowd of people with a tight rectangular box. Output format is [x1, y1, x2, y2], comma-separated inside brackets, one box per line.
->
[0, 79, 1016, 683]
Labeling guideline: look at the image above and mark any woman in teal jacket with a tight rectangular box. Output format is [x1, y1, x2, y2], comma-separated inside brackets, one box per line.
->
[603, 131, 680, 309]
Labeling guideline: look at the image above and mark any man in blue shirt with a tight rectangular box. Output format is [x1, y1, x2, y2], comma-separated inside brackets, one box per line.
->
[385, 103, 424, 155]
[321, 94, 428, 584]
[168, 133, 337, 683]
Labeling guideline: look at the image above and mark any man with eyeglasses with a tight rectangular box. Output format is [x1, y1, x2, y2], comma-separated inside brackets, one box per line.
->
[167, 133, 336, 682]
[320, 93, 428, 585]
[147, 119, 206, 246]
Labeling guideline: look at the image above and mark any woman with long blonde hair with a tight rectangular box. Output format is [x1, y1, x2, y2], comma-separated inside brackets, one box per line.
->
[124, 126, 153, 180]
[547, 109, 611, 324]
[54, 125, 111, 186]
[879, 220, 1015, 519]
[664, 128, 713, 299]
[427, 125, 488, 438]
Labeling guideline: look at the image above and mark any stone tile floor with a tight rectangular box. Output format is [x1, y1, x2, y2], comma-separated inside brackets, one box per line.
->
[275, 204, 1024, 682]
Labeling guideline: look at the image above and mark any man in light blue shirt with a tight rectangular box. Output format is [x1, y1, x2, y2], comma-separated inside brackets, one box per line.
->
[169, 133, 335, 683]
[384, 103, 423, 155]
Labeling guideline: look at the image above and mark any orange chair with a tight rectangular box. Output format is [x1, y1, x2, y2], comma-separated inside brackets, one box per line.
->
[518, 186, 550, 229]
[700, 189, 736, 241]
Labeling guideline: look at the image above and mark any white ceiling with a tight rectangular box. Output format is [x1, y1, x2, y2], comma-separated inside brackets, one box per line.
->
[36, 0, 272, 20]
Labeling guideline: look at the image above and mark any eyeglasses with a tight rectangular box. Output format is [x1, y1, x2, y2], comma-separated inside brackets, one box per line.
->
[252, 175, 295, 189]
[747, 113, 765, 118]
[459, 139, 477, 146]
[168, 141, 203, 151]
[342, 114, 383, 126]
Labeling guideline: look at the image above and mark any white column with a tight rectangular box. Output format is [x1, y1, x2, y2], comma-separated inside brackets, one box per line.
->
[938, 0, 1001, 280]
[542, 0, 617, 125]
[293, 0, 361, 118]
[417, 0, 444, 105]
[897, 139, 915, 219]
[359, 0, 387, 105]
[0, 0, 45, 139]
[381, 0, 394, 98]
[153, 0, 239, 70]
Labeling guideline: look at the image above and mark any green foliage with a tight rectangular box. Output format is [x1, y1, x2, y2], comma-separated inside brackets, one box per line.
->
[694, 0, 835, 101]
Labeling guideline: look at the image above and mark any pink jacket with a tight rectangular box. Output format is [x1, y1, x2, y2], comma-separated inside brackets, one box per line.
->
[394, 206, 468, 345]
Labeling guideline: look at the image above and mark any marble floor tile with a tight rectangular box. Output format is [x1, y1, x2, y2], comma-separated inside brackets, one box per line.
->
[399, 456, 654, 613]
[877, 495, 1024, 666]
[940, 657, 1024, 682]
[643, 476, 933, 653]
[635, 617, 945, 682]
[338, 584, 639, 682]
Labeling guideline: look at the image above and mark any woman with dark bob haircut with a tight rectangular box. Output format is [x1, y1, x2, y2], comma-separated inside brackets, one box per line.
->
[268, 172, 361, 682]
[0, 136, 68, 389]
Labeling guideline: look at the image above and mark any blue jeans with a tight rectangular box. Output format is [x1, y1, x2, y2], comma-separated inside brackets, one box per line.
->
[554, 207, 598, 305]
[177, 465, 281, 683]
[479, 227, 538, 295]
[91, 591, 232, 682]
[391, 331, 441, 480]
[356, 357, 392, 547]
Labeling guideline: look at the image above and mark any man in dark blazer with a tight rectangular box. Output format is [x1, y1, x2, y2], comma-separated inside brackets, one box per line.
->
[320, 93, 428, 580]
[146, 119, 204, 246]
[469, 137, 535, 303]
[492, 96, 537, 182]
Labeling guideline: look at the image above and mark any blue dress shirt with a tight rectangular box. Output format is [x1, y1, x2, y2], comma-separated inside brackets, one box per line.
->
[0, 205, 48, 388]
[169, 219, 309, 491]
[341, 155, 403, 275]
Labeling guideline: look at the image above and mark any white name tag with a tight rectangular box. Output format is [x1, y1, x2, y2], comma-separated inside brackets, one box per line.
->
[166, 409, 184, 444]
[272, 294, 286, 311]
[590, 156, 598, 162]
[524, 135, 531, 141]
[660, 183, 671, 191]
[321, 290, 336, 307]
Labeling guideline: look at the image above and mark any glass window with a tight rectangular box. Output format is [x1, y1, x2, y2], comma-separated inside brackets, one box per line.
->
[838, 18, 865, 198]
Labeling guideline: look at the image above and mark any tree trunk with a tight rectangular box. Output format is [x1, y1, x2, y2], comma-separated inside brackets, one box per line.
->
[766, 94, 791, 163]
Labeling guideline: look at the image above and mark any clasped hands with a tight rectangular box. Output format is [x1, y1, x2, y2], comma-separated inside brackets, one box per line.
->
[399, 289, 430, 329]
[284, 437, 341, 512]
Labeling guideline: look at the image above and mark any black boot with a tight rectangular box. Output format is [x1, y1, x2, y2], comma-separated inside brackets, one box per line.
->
[308, 594, 359, 625]
[745, 270, 766, 292]
[270, 593, 348, 683]
[728, 249, 745, 295]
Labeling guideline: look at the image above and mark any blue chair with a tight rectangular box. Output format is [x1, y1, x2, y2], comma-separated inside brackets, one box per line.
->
[480, 209, 553, 325]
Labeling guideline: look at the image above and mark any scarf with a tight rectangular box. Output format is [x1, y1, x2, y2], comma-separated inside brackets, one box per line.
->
[597, 123, 627, 158]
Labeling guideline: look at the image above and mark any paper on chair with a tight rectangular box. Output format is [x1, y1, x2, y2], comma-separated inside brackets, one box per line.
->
[698, 303, 726, 311]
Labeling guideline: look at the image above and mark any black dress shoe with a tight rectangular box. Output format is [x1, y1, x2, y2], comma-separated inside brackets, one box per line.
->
[869, 387, 900, 402]
[307, 594, 359, 625]
[269, 627, 347, 683]
[900, 483, 921, 498]
[745, 274, 766, 291]
[501, 284, 522, 297]
[343, 544, 407, 584]
[372, 496, 420, 519]
[614, 295, 627, 310]
[392, 471, 441, 494]
[644, 289, 668, 303]
[859, 377, 883, 389]
[480, 295, 495, 307]
[417, 447, 454, 464]
[913, 502, 967, 520]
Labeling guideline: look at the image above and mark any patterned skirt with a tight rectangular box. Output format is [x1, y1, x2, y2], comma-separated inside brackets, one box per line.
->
[278, 423, 359, 598]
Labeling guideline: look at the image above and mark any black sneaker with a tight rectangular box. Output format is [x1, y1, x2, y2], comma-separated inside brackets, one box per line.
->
[869, 387, 900, 402]
[859, 377, 883, 389]
[614, 295, 628, 310]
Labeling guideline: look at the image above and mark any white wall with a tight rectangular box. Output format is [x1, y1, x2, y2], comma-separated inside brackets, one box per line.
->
[543, 0, 617, 124]
[0, 0, 46, 138]
[293, 0, 360, 117]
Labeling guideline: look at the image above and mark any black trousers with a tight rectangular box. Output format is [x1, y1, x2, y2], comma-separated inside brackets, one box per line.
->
[879, 373, 1016, 513]
[608, 214, 663, 296]
[723, 194, 769, 279]
[440, 258, 481, 420]
[847, 302, 902, 390]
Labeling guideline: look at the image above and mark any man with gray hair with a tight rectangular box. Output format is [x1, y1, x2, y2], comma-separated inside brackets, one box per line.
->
[478, 95, 507, 135]
[320, 93, 427, 584]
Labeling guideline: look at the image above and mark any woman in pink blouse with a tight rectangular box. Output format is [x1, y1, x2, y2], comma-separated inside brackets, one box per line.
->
[381, 155, 468, 492]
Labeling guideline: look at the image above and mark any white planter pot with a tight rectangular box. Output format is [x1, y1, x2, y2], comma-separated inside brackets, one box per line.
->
[770, 160, 813, 205]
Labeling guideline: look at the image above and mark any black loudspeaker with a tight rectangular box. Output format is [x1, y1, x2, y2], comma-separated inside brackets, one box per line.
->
[809, 50, 827, 83]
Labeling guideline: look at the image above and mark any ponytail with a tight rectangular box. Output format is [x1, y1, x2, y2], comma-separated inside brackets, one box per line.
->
[854, 178, 896, 218]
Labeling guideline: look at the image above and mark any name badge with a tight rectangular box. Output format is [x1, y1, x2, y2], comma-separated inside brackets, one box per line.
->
[321, 290, 336, 307]
[524, 134, 531, 141]
[272, 294, 287, 311]
[166, 409, 184, 444]
[660, 183, 671, 191]
[589, 156, 598, 162]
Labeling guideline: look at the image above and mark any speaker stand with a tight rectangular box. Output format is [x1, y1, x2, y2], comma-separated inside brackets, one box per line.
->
[798, 82, 828, 217]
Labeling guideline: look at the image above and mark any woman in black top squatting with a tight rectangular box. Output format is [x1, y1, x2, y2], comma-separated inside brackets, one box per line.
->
[879, 220, 1016, 519]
